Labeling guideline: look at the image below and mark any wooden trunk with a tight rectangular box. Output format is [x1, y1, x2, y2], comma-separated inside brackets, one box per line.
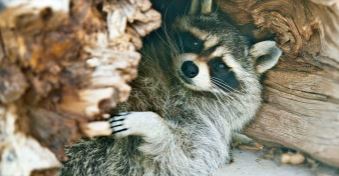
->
[0, 0, 160, 175]
[0, 0, 338, 175]
[214, 0, 339, 167]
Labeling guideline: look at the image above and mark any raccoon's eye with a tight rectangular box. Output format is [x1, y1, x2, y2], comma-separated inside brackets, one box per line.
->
[209, 58, 229, 71]
[193, 41, 200, 48]
[217, 63, 226, 69]
[208, 57, 239, 92]
[177, 32, 203, 53]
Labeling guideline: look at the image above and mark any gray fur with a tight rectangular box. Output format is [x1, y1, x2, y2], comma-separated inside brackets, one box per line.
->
[61, 12, 281, 176]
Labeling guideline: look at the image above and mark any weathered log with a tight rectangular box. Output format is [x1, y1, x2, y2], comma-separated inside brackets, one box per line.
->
[0, 0, 338, 175]
[215, 0, 339, 167]
[0, 0, 160, 175]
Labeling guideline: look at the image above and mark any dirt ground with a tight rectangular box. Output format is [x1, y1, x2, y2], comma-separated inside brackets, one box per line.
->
[215, 149, 339, 176]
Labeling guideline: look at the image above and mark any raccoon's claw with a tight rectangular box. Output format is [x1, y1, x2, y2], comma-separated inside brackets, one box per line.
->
[112, 128, 128, 134]
[226, 151, 234, 164]
[108, 111, 165, 139]
[232, 133, 263, 151]
[117, 112, 131, 116]
[109, 115, 126, 123]
[108, 113, 129, 138]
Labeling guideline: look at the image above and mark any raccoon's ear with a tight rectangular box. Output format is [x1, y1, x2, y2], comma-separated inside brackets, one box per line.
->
[189, 0, 199, 15]
[201, 0, 212, 14]
[249, 41, 282, 74]
[189, 0, 212, 15]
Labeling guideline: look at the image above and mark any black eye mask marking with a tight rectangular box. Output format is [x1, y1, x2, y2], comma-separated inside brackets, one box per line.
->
[208, 57, 240, 92]
[175, 32, 204, 53]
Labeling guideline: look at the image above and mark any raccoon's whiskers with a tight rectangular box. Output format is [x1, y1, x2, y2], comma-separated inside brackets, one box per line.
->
[210, 84, 227, 103]
[210, 78, 250, 115]
[156, 32, 179, 56]
[210, 77, 243, 94]
[210, 83, 238, 105]
[162, 24, 181, 55]
[213, 79, 252, 118]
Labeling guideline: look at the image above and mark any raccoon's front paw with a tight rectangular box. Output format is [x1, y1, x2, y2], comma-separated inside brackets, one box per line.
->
[108, 111, 166, 139]
[108, 112, 131, 138]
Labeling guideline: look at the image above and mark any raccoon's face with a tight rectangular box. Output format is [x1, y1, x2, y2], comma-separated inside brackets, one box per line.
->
[171, 13, 282, 94]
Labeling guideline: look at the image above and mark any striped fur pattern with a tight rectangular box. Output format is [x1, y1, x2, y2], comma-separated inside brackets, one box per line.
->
[61, 10, 281, 176]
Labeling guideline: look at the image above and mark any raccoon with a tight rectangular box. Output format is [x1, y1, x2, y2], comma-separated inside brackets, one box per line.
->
[61, 1, 282, 175]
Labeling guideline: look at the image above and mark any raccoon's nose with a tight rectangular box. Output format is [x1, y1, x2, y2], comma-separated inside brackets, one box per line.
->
[181, 61, 199, 78]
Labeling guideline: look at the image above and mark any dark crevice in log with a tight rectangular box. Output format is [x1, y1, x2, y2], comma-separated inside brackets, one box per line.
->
[0, 29, 6, 60]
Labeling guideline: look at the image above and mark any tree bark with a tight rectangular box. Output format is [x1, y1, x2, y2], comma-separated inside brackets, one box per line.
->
[0, 0, 338, 175]
[0, 0, 160, 175]
[215, 0, 339, 167]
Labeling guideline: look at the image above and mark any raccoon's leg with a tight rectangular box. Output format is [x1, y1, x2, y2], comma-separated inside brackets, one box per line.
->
[109, 111, 169, 140]
[109, 111, 230, 176]
[225, 133, 263, 164]
[232, 133, 255, 147]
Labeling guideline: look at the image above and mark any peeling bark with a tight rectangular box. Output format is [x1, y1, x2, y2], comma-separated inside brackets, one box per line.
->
[216, 0, 339, 167]
[0, 0, 160, 175]
[0, 0, 338, 175]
